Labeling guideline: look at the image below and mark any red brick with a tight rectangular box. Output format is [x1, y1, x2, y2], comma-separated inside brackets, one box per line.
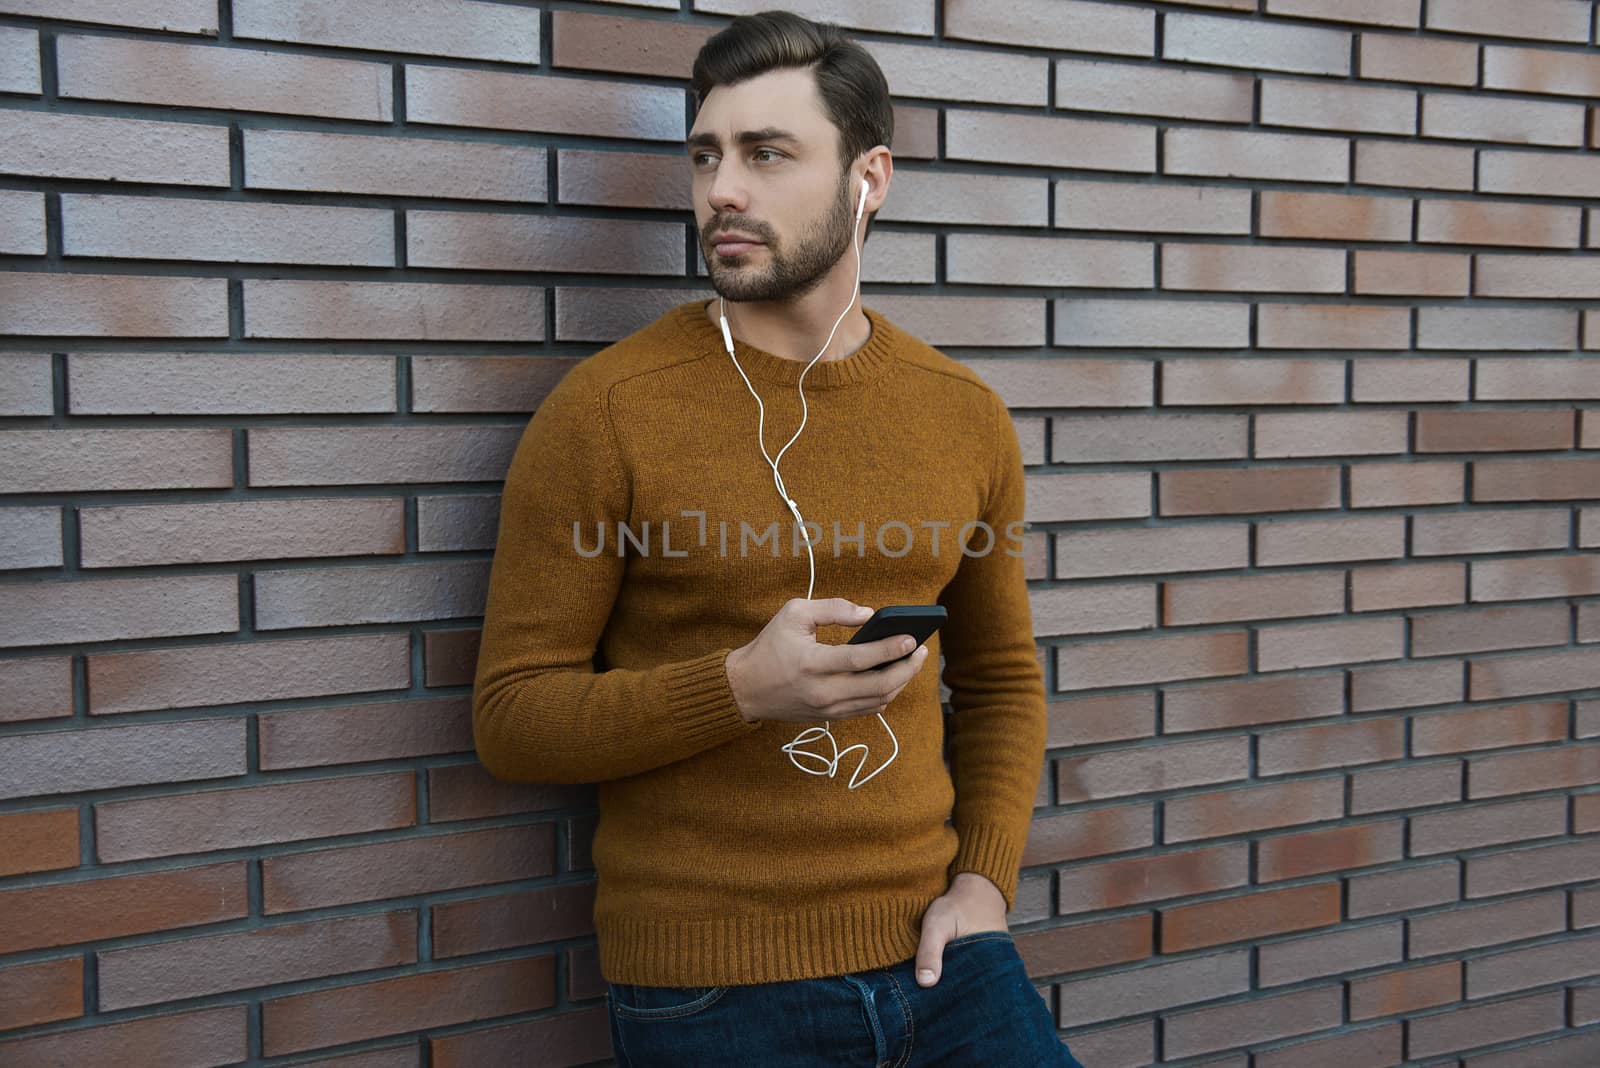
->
[432, 882, 596, 957]
[1164, 128, 1350, 184]
[258, 696, 471, 770]
[1163, 569, 1344, 626]
[965, 361, 1151, 411]
[1351, 659, 1465, 712]
[1057, 736, 1247, 803]
[0, 30, 39, 92]
[1057, 631, 1248, 690]
[262, 826, 554, 914]
[1056, 843, 1247, 914]
[1262, 78, 1417, 135]
[1268, 0, 1419, 26]
[1259, 717, 1406, 775]
[1425, 0, 1592, 42]
[1162, 243, 1346, 294]
[868, 40, 1047, 106]
[1351, 562, 1466, 612]
[1056, 180, 1250, 234]
[96, 772, 415, 862]
[0, 1005, 246, 1068]
[1415, 796, 1568, 856]
[1162, 882, 1340, 952]
[1161, 465, 1340, 516]
[1259, 820, 1404, 882]
[1485, 44, 1600, 98]
[1418, 409, 1575, 452]
[1163, 358, 1344, 404]
[1419, 199, 1582, 249]
[1, 271, 228, 337]
[1477, 253, 1600, 299]
[1348, 859, 1459, 917]
[1467, 838, 1600, 898]
[254, 560, 486, 630]
[1057, 58, 1251, 123]
[1351, 761, 1462, 813]
[1046, 693, 1154, 748]
[1480, 149, 1600, 198]
[879, 171, 1048, 229]
[1351, 960, 1461, 1020]
[1259, 922, 1402, 987]
[1052, 523, 1249, 579]
[551, 10, 710, 77]
[69, 352, 395, 415]
[1258, 616, 1405, 671]
[1352, 358, 1469, 403]
[1350, 460, 1464, 508]
[1257, 304, 1411, 350]
[1031, 582, 1155, 638]
[57, 34, 392, 121]
[1028, 472, 1152, 523]
[431, 1004, 611, 1068]
[1058, 299, 1248, 348]
[1474, 457, 1600, 502]
[245, 129, 546, 202]
[1255, 1023, 1403, 1068]
[409, 211, 682, 275]
[1162, 672, 1345, 733]
[0, 189, 45, 254]
[1165, 776, 1345, 843]
[0, 719, 245, 802]
[1355, 139, 1475, 190]
[248, 425, 520, 486]
[1011, 914, 1152, 978]
[0, 860, 245, 954]
[81, 498, 404, 568]
[1163, 984, 1342, 1059]
[1408, 990, 1565, 1058]
[245, 279, 542, 342]
[1049, 412, 1248, 460]
[1165, 12, 1350, 74]
[1257, 515, 1406, 565]
[1359, 32, 1478, 85]
[0, 1, 218, 33]
[1410, 892, 1566, 958]
[1411, 603, 1569, 658]
[0, 505, 61, 569]
[1055, 949, 1250, 1028]
[0, 575, 237, 649]
[1424, 92, 1586, 147]
[1022, 802, 1153, 865]
[1054, 1021, 1153, 1068]
[1420, 306, 1580, 351]
[1354, 250, 1472, 297]
[944, 109, 1150, 173]
[1467, 1027, 1600, 1067]
[557, 148, 684, 210]
[423, 628, 481, 688]
[0, 955, 82, 1031]
[262, 957, 554, 1057]
[0, 428, 232, 494]
[0, 806, 79, 877]
[848, 293, 1046, 348]
[235, 0, 539, 62]
[1472, 555, 1600, 605]
[1413, 700, 1568, 756]
[946, 0, 1153, 55]
[98, 911, 417, 1010]
[1470, 744, 1600, 799]
[427, 764, 592, 823]
[0, 109, 229, 186]
[1472, 647, 1600, 700]
[1254, 185, 1408, 239]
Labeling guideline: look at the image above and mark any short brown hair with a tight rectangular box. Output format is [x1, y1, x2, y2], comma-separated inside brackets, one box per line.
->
[691, 10, 894, 171]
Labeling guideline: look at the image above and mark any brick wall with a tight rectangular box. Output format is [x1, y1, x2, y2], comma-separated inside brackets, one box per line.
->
[1, 0, 1598, 1064]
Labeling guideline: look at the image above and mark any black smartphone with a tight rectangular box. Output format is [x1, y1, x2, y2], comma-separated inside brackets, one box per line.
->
[846, 605, 947, 666]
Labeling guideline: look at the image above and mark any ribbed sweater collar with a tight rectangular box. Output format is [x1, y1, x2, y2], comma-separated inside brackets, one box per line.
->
[668, 299, 901, 391]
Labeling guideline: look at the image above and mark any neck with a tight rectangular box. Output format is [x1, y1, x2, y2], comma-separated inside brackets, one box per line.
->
[713, 255, 870, 364]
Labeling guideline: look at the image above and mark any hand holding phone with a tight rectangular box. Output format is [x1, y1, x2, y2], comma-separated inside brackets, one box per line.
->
[846, 605, 946, 667]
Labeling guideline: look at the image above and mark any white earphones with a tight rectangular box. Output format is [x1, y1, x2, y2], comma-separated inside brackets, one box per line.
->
[720, 177, 898, 790]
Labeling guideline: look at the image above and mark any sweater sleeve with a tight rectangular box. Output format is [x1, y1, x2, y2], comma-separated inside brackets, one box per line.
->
[936, 389, 1047, 910]
[471, 369, 760, 785]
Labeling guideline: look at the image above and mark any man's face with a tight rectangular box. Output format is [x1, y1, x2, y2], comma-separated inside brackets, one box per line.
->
[688, 67, 857, 304]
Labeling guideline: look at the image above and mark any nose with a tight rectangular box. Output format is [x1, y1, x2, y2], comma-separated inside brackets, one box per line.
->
[706, 160, 747, 216]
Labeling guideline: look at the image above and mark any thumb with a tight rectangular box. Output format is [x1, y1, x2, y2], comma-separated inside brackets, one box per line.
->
[914, 915, 956, 988]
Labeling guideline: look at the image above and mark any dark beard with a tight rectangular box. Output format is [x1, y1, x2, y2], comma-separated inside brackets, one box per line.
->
[701, 171, 856, 304]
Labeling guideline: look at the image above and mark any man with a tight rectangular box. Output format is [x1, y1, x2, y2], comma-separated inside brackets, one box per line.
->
[472, 11, 1080, 1066]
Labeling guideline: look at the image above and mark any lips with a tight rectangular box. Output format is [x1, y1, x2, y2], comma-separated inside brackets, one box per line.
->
[711, 232, 764, 257]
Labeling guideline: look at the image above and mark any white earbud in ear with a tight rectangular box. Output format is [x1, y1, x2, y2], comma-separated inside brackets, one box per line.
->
[856, 178, 870, 220]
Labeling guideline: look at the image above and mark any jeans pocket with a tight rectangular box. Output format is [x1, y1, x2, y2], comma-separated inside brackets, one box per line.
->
[944, 929, 1013, 950]
[609, 982, 730, 1021]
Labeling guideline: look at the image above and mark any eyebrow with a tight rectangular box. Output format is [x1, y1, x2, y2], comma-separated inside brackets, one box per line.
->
[686, 127, 802, 152]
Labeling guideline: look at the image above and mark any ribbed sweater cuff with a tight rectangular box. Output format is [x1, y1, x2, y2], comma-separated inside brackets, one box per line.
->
[948, 822, 1025, 911]
[663, 647, 760, 750]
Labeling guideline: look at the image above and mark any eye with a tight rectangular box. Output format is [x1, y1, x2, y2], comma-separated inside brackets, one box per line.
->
[752, 148, 785, 163]
[691, 151, 719, 168]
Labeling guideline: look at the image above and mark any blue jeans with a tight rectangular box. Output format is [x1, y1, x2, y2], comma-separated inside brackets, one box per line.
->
[606, 931, 1086, 1067]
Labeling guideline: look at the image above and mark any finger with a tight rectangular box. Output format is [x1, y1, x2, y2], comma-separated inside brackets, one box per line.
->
[796, 598, 874, 633]
[835, 633, 919, 673]
[915, 912, 956, 987]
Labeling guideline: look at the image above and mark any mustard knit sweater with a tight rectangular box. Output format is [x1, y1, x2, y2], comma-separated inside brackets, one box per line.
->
[471, 299, 1045, 987]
